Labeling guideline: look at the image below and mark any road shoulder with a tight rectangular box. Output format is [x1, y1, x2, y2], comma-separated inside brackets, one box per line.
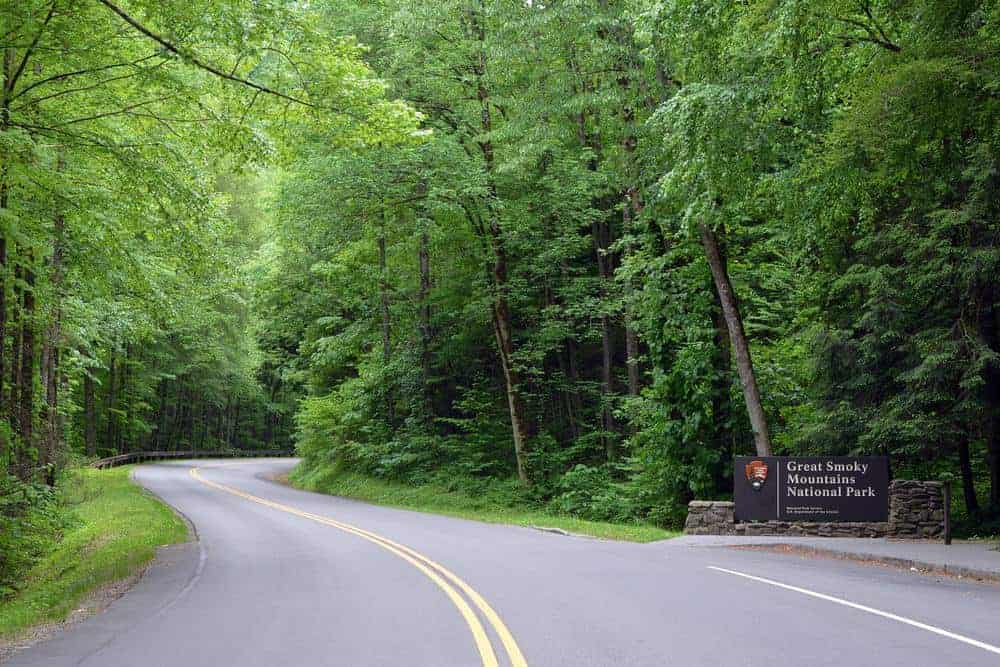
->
[0, 466, 195, 664]
[674, 535, 1000, 583]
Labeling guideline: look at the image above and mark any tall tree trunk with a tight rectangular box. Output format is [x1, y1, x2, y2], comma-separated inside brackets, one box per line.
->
[0, 222, 5, 426]
[619, 48, 643, 400]
[1, 47, 11, 426]
[622, 193, 642, 398]
[625, 327, 640, 397]
[593, 219, 618, 460]
[84, 366, 97, 456]
[417, 225, 435, 423]
[43, 347, 58, 484]
[418, 227, 432, 388]
[184, 394, 195, 447]
[9, 260, 21, 433]
[545, 281, 580, 441]
[104, 349, 117, 453]
[574, 89, 618, 458]
[170, 386, 187, 451]
[987, 376, 1000, 511]
[212, 406, 225, 449]
[378, 216, 395, 426]
[378, 228, 392, 364]
[18, 253, 35, 456]
[468, 4, 532, 483]
[485, 201, 531, 483]
[699, 223, 772, 456]
[556, 344, 580, 441]
[958, 438, 980, 521]
[154, 380, 167, 450]
[42, 187, 65, 473]
[119, 345, 130, 452]
[565, 337, 584, 429]
[571, 53, 620, 458]
[980, 282, 1000, 510]
[231, 402, 241, 448]
[196, 403, 207, 451]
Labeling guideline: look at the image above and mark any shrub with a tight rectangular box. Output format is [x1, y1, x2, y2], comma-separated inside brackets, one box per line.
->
[0, 474, 70, 599]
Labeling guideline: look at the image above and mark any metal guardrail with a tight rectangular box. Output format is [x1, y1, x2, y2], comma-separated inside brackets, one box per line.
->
[90, 450, 295, 469]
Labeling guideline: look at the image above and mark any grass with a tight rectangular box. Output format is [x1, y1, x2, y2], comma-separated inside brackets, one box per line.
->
[287, 462, 676, 543]
[0, 466, 188, 640]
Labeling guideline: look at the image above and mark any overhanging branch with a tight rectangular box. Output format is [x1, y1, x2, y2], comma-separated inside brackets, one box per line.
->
[96, 0, 316, 109]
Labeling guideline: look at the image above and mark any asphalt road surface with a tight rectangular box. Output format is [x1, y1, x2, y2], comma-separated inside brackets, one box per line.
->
[8, 459, 1000, 666]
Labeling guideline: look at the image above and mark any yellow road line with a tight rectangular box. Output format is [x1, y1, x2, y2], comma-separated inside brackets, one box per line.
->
[189, 465, 527, 667]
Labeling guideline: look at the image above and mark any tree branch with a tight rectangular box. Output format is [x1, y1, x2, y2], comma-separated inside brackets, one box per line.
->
[6, 1, 57, 95]
[12, 61, 167, 111]
[96, 0, 316, 108]
[11, 53, 161, 102]
[46, 94, 177, 126]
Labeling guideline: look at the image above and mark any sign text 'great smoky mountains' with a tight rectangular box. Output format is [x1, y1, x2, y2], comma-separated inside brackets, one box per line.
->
[734, 456, 889, 523]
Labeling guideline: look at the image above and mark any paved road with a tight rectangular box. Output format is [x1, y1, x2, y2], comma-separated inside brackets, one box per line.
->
[8, 459, 1000, 666]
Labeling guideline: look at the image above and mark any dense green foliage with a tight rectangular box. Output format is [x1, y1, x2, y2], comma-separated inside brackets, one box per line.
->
[1, 0, 414, 590]
[0, 472, 67, 597]
[289, 463, 673, 542]
[3, 0, 999, 592]
[266, 0, 1000, 534]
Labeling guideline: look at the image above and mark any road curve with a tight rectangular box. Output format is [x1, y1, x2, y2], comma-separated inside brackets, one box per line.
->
[7, 458, 1000, 666]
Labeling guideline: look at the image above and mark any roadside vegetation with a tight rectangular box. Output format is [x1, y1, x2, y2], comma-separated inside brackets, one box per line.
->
[289, 463, 674, 543]
[273, 0, 1000, 538]
[0, 467, 187, 639]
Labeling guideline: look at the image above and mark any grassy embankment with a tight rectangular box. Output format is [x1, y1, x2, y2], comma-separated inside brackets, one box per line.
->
[0, 467, 188, 640]
[288, 462, 676, 543]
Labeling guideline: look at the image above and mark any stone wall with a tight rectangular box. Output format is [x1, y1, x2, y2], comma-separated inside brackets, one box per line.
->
[684, 480, 945, 539]
[888, 480, 945, 538]
[683, 501, 736, 535]
[734, 520, 889, 537]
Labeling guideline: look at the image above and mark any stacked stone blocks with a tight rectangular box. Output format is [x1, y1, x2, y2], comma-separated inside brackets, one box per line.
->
[684, 480, 945, 538]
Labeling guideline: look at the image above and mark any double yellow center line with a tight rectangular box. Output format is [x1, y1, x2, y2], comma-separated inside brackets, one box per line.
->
[189, 466, 527, 667]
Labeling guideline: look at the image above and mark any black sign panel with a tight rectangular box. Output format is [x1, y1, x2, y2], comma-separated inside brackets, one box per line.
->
[734, 456, 888, 522]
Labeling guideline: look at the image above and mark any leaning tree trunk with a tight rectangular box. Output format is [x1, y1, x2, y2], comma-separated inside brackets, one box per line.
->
[467, 4, 532, 483]
[699, 223, 771, 456]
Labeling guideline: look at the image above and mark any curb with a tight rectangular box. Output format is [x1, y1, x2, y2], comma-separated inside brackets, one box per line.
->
[735, 543, 1000, 584]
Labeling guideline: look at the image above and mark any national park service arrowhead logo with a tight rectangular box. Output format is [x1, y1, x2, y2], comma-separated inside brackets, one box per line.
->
[745, 460, 768, 492]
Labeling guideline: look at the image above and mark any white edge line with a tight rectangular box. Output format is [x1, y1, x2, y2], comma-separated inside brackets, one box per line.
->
[707, 565, 1000, 656]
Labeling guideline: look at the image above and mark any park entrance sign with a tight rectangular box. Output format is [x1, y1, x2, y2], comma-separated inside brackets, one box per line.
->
[734, 456, 889, 523]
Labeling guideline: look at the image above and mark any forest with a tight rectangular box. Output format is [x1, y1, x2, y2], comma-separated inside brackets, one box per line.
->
[3, 0, 999, 591]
